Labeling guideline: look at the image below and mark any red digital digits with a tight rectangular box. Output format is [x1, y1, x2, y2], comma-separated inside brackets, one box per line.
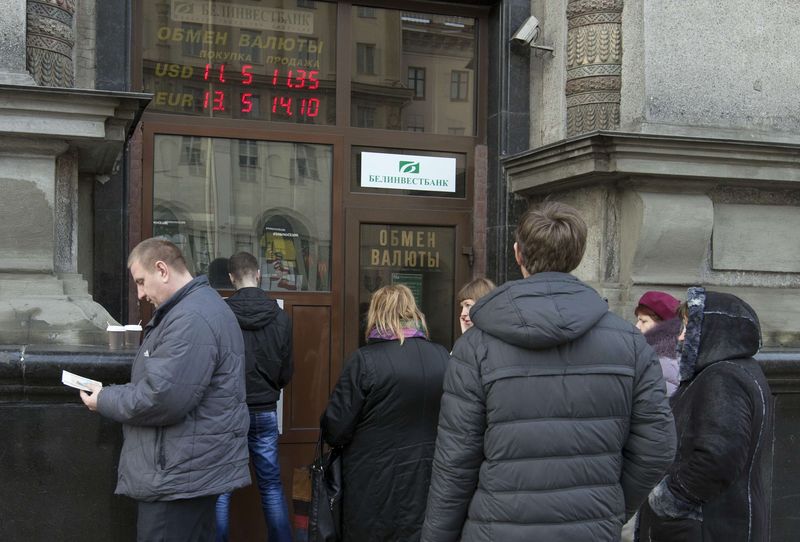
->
[199, 64, 321, 117]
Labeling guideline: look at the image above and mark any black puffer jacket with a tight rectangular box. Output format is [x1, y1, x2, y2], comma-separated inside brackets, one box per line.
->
[637, 288, 773, 542]
[226, 287, 292, 411]
[321, 336, 449, 542]
[422, 273, 676, 542]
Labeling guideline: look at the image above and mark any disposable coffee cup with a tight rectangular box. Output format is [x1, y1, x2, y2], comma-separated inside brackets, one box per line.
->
[124, 324, 143, 348]
[107, 325, 125, 350]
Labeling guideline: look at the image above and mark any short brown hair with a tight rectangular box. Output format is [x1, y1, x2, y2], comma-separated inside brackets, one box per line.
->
[128, 237, 187, 271]
[228, 251, 259, 282]
[457, 277, 496, 304]
[366, 284, 428, 345]
[634, 305, 660, 322]
[515, 201, 587, 275]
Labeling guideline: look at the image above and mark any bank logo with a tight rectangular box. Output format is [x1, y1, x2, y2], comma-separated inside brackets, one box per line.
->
[399, 161, 420, 174]
[173, 2, 194, 16]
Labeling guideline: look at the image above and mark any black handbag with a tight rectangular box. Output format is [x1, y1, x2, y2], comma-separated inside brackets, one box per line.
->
[309, 435, 342, 542]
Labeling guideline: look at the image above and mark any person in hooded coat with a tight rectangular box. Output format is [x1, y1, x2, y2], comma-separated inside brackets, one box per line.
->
[637, 287, 773, 542]
[422, 201, 676, 542]
[215, 251, 294, 542]
[321, 284, 449, 542]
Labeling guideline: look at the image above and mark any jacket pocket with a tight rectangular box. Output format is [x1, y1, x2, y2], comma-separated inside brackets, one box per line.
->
[155, 427, 166, 471]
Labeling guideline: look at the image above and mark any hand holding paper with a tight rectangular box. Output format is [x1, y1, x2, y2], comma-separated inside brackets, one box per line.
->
[62, 370, 103, 412]
[61, 370, 102, 392]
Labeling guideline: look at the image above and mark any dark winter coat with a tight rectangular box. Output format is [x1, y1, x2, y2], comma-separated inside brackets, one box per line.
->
[321, 336, 450, 542]
[226, 287, 292, 411]
[97, 276, 251, 501]
[421, 273, 676, 542]
[644, 317, 682, 396]
[637, 288, 773, 542]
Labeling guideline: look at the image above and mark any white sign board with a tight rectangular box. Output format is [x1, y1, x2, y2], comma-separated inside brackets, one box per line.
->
[360, 152, 457, 193]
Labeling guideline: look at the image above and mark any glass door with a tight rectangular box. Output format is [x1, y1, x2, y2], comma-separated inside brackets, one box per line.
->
[345, 208, 471, 355]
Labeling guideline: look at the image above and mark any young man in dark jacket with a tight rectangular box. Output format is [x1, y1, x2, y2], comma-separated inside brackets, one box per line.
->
[637, 287, 773, 542]
[215, 251, 293, 542]
[80, 238, 251, 542]
[422, 201, 677, 542]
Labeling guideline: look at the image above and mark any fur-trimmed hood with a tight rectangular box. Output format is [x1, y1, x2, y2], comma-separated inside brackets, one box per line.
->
[679, 287, 761, 381]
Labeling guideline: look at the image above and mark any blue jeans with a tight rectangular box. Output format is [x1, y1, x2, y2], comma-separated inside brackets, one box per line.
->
[215, 410, 292, 542]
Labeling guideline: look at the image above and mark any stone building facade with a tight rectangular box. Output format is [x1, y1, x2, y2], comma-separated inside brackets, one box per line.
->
[497, 0, 800, 351]
[2, 0, 800, 540]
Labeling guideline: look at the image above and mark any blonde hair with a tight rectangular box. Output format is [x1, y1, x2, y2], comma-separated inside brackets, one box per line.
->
[365, 284, 428, 345]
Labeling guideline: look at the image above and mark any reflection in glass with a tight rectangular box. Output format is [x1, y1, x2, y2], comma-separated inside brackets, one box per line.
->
[351, 8, 476, 135]
[142, 0, 337, 124]
[359, 224, 455, 348]
[153, 135, 332, 291]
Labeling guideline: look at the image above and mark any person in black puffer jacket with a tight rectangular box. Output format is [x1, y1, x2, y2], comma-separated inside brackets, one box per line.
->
[422, 202, 676, 542]
[215, 251, 293, 542]
[321, 284, 450, 542]
[637, 287, 773, 542]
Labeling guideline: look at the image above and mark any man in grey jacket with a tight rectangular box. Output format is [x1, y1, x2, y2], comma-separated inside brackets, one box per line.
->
[81, 238, 250, 542]
[422, 202, 676, 541]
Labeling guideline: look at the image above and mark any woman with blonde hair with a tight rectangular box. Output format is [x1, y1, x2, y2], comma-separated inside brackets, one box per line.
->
[321, 284, 449, 541]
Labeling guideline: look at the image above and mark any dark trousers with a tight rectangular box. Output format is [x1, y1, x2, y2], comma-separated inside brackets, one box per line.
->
[137, 495, 218, 542]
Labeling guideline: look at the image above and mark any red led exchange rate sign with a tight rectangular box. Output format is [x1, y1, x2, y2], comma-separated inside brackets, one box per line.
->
[141, 1, 336, 125]
[199, 64, 321, 118]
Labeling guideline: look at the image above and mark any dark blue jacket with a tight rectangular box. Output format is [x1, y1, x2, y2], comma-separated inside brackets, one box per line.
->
[97, 276, 251, 501]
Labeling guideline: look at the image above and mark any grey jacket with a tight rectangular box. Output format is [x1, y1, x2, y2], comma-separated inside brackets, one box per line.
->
[422, 273, 676, 541]
[97, 276, 251, 501]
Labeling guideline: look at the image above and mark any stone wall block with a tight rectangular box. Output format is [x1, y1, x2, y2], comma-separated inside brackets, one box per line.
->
[621, 191, 713, 285]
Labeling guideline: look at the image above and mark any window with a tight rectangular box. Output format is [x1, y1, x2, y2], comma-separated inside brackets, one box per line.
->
[298, 37, 319, 66]
[239, 30, 263, 64]
[181, 23, 203, 57]
[407, 67, 425, 99]
[238, 140, 259, 182]
[356, 43, 376, 75]
[187, 87, 206, 114]
[356, 106, 376, 128]
[179, 136, 204, 175]
[292, 144, 320, 181]
[142, 0, 337, 125]
[450, 71, 469, 101]
[154, 135, 333, 292]
[406, 114, 424, 132]
[350, 8, 476, 134]
[448, 127, 465, 136]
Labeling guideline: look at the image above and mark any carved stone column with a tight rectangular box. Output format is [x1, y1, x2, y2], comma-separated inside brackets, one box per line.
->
[566, 0, 622, 136]
[26, 0, 75, 87]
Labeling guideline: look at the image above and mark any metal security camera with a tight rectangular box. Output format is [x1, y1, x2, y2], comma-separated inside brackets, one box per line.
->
[511, 15, 554, 56]
[511, 15, 540, 45]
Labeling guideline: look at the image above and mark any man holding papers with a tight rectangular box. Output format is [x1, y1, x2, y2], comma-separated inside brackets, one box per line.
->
[80, 238, 250, 542]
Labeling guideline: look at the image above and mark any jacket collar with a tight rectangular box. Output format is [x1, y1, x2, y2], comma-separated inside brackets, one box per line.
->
[147, 275, 208, 331]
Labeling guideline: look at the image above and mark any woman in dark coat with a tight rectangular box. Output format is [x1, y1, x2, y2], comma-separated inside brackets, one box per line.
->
[637, 287, 773, 542]
[321, 284, 449, 542]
